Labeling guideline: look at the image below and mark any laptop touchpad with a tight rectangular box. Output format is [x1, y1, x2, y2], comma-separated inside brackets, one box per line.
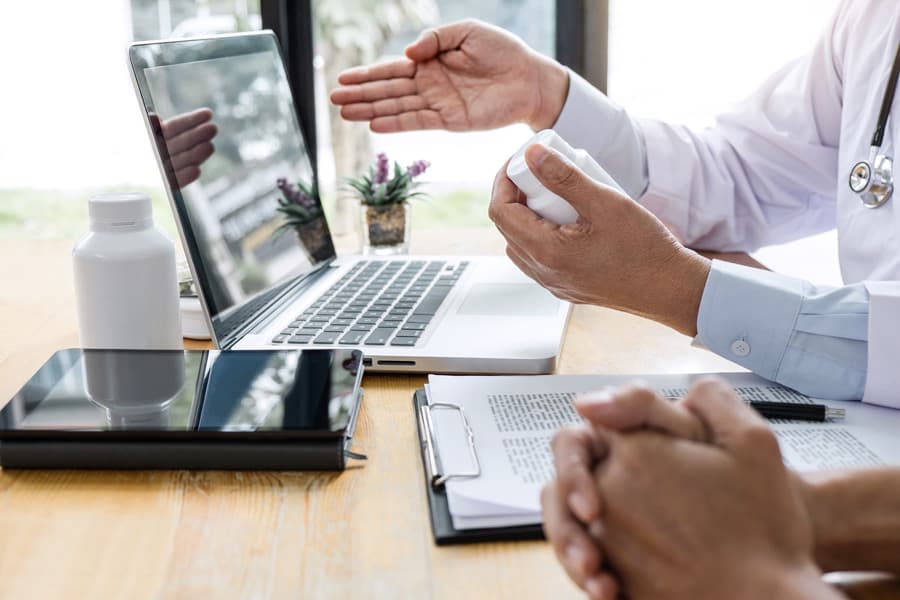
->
[457, 283, 559, 316]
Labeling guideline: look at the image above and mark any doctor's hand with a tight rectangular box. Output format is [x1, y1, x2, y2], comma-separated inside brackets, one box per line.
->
[329, 19, 569, 133]
[489, 144, 711, 336]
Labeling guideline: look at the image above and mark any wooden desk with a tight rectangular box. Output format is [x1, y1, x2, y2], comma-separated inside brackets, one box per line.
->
[0, 235, 897, 599]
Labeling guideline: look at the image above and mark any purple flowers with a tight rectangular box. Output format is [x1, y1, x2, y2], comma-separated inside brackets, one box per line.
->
[373, 152, 390, 185]
[347, 152, 432, 206]
[406, 159, 430, 179]
[277, 177, 317, 210]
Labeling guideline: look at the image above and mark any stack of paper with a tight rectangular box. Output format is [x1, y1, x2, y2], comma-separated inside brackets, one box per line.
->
[424, 372, 900, 531]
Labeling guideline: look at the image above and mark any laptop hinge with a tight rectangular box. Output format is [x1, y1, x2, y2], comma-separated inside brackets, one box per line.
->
[217, 263, 336, 349]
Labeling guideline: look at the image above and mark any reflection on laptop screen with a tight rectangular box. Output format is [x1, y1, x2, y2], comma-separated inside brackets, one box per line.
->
[130, 34, 334, 324]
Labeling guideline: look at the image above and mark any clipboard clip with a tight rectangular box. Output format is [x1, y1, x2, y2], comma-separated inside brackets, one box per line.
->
[418, 401, 481, 488]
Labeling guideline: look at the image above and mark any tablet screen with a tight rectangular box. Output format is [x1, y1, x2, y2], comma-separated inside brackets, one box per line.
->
[0, 349, 363, 434]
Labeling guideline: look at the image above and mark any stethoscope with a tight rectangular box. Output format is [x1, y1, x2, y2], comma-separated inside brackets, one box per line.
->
[849, 43, 900, 208]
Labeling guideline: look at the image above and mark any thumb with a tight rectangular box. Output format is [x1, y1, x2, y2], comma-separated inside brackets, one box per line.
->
[524, 144, 615, 219]
[405, 21, 473, 62]
[681, 378, 774, 454]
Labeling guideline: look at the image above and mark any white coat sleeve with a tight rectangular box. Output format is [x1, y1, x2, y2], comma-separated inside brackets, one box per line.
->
[862, 282, 900, 408]
[552, 71, 650, 200]
[636, 3, 849, 251]
[555, 2, 850, 252]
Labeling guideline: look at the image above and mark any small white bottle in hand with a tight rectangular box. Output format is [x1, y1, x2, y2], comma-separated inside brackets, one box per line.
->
[506, 129, 628, 225]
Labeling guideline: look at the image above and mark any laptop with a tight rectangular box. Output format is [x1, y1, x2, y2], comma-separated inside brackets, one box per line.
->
[128, 31, 570, 373]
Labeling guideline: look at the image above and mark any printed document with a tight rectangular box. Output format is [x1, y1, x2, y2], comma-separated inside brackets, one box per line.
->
[425, 373, 900, 530]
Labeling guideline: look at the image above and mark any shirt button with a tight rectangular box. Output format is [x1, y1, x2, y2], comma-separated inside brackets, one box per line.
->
[730, 339, 751, 357]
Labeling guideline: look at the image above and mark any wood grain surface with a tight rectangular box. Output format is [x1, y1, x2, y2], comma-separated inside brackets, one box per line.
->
[0, 235, 896, 599]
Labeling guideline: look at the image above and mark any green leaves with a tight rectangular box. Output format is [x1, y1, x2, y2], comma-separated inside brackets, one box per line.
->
[345, 156, 429, 206]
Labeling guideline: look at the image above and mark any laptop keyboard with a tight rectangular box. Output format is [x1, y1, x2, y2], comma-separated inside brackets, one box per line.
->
[270, 260, 468, 347]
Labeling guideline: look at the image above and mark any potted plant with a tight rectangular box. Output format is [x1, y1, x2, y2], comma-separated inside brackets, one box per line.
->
[275, 178, 335, 263]
[346, 152, 430, 255]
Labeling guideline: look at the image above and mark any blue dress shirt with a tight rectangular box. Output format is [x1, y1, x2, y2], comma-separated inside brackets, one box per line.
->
[696, 260, 868, 400]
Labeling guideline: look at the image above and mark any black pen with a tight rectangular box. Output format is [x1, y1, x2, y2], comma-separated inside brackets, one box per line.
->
[748, 401, 845, 422]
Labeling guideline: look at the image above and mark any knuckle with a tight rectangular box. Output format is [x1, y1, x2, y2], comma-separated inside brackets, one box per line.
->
[488, 203, 500, 223]
[550, 425, 582, 450]
[542, 252, 564, 272]
[738, 423, 780, 454]
[545, 513, 580, 549]
[627, 386, 656, 409]
[694, 377, 730, 397]
[610, 437, 647, 475]
[613, 384, 653, 412]
[562, 455, 591, 479]
[550, 428, 570, 452]
[540, 482, 553, 507]
[190, 144, 207, 162]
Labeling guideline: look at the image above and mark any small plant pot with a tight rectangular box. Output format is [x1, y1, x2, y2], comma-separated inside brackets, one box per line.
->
[362, 202, 410, 255]
[295, 216, 335, 263]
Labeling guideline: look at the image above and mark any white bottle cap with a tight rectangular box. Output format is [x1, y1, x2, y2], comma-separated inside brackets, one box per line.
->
[89, 193, 153, 231]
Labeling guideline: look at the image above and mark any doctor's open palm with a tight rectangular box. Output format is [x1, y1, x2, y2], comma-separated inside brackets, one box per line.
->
[329, 20, 569, 133]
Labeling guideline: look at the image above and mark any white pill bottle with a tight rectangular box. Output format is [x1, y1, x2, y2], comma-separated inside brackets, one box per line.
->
[72, 193, 182, 349]
[507, 129, 629, 225]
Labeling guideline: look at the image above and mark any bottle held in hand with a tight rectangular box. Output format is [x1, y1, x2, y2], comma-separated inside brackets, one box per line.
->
[506, 129, 629, 224]
[72, 193, 182, 349]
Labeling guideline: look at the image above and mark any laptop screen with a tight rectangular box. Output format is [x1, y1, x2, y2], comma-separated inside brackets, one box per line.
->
[129, 33, 334, 327]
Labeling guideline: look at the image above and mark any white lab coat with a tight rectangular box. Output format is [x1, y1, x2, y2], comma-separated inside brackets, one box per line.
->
[554, 0, 900, 404]
[637, 1, 899, 281]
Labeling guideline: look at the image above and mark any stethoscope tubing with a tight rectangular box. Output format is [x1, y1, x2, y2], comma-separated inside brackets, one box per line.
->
[850, 41, 900, 208]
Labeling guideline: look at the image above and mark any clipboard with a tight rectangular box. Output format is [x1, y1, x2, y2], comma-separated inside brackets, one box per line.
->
[413, 389, 545, 545]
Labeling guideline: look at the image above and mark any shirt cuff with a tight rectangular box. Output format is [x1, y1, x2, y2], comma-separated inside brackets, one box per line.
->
[695, 260, 805, 380]
[551, 70, 649, 199]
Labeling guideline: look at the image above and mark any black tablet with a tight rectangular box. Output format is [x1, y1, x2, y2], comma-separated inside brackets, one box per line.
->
[0, 348, 364, 470]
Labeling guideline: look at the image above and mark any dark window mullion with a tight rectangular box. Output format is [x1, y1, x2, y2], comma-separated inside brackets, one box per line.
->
[555, 0, 585, 75]
[261, 0, 319, 183]
[556, 0, 608, 94]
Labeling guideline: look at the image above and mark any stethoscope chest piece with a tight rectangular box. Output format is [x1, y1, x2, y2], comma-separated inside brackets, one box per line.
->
[850, 154, 894, 208]
[850, 42, 900, 208]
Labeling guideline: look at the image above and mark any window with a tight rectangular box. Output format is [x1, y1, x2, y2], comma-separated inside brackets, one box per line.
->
[0, 1, 261, 242]
[6, 1, 841, 286]
[607, 0, 844, 283]
[310, 0, 558, 248]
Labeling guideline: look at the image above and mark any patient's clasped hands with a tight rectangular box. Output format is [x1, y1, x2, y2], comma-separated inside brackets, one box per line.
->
[544, 380, 843, 600]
